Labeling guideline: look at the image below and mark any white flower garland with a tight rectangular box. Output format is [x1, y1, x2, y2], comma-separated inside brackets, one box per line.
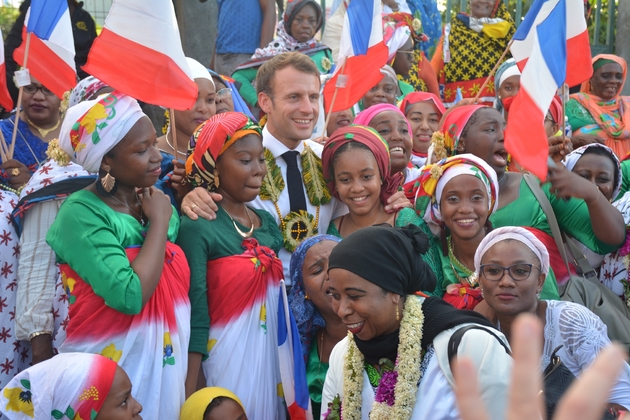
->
[342, 295, 425, 420]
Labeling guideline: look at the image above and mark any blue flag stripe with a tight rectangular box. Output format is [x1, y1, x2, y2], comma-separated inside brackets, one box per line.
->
[347, 0, 373, 56]
[513, 0, 548, 41]
[27, 0, 67, 41]
[537, 0, 567, 86]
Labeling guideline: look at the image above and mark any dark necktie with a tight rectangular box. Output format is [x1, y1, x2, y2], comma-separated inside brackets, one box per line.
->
[281, 151, 308, 213]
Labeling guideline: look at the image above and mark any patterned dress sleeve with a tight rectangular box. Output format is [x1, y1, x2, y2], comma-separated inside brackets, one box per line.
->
[176, 216, 213, 356]
[45, 196, 144, 315]
[557, 302, 630, 407]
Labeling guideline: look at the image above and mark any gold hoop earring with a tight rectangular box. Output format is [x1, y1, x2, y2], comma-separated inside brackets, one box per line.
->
[101, 170, 116, 193]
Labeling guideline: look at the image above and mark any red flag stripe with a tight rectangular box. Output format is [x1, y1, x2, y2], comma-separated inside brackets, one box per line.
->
[83, 28, 197, 111]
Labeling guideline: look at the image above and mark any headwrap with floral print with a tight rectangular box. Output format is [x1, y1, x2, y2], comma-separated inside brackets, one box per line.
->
[417, 153, 498, 226]
[185, 112, 262, 191]
[51, 91, 145, 173]
[0, 353, 117, 420]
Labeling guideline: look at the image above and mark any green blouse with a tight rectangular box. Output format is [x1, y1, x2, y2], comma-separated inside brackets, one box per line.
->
[176, 205, 283, 355]
[326, 207, 443, 295]
[232, 49, 333, 107]
[619, 160, 630, 199]
[307, 342, 328, 420]
[566, 97, 598, 132]
[46, 190, 180, 315]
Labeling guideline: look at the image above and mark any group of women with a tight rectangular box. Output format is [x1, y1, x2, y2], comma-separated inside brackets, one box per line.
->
[1, 0, 630, 419]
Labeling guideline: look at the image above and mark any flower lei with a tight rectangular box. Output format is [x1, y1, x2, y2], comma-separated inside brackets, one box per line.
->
[338, 295, 425, 420]
[260, 145, 331, 252]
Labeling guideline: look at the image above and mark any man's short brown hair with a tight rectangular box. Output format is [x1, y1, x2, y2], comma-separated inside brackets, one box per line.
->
[255, 52, 320, 98]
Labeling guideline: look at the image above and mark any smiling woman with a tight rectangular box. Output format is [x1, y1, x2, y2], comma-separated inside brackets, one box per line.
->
[567, 54, 630, 158]
[416, 154, 498, 309]
[321, 224, 513, 420]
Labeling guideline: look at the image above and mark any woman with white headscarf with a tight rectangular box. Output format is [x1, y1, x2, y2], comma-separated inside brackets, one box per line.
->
[563, 143, 629, 297]
[45, 92, 190, 420]
[475, 226, 630, 414]
[155, 58, 216, 208]
[0, 353, 142, 419]
[414, 154, 500, 309]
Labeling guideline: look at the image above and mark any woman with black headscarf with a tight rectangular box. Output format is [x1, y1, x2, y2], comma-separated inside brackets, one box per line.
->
[320, 224, 513, 420]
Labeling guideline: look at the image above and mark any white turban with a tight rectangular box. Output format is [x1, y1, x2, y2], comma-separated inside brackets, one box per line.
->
[0, 353, 118, 420]
[474, 226, 551, 276]
[58, 92, 145, 173]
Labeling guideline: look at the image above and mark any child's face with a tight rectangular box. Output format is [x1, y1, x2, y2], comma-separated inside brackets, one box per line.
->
[204, 399, 247, 420]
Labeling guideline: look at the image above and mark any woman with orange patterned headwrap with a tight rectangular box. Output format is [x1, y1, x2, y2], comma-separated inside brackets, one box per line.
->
[567, 54, 630, 158]
[176, 112, 287, 419]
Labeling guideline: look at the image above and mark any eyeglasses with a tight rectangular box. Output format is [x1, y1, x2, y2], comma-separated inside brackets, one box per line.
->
[216, 87, 232, 99]
[479, 263, 541, 282]
[22, 84, 55, 96]
[545, 115, 555, 123]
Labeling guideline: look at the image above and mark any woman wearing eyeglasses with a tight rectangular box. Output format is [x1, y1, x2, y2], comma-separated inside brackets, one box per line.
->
[475, 226, 630, 413]
[0, 76, 61, 189]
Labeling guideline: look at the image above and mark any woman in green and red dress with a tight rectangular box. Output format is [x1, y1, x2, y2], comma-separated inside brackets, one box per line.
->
[176, 112, 286, 419]
[46, 92, 190, 420]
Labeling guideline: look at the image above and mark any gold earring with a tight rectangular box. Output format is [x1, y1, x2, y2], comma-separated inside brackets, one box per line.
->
[304, 293, 310, 300]
[101, 169, 116, 193]
[395, 305, 400, 321]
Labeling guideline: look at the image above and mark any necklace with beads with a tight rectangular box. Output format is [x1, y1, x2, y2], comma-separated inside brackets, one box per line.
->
[224, 206, 255, 238]
[25, 116, 60, 138]
[447, 237, 478, 287]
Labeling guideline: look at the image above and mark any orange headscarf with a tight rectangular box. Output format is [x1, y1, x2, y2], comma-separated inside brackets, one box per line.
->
[571, 54, 630, 157]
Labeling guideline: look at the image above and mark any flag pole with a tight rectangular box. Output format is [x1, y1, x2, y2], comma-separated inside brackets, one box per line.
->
[10, 32, 32, 160]
[473, 39, 514, 104]
[561, 83, 567, 136]
[323, 61, 348, 134]
[0, 130, 9, 163]
[169, 108, 178, 158]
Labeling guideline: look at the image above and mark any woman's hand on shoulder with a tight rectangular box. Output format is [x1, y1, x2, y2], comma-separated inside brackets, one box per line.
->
[453, 313, 626, 420]
[139, 187, 172, 224]
[385, 191, 412, 213]
[1, 159, 31, 188]
[181, 187, 222, 221]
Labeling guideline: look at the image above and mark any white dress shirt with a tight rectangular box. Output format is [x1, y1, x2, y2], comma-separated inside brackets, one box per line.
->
[250, 127, 347, 282]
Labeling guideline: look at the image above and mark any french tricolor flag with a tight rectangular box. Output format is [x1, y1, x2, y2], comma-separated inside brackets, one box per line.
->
[323, 0, 389, 113]
[13, 0, 77, 99]
[0, 28, 14, 111]
[83, 0, 197, 110]
[505, 0, 591, 180]
[278, 281, 312, 420]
